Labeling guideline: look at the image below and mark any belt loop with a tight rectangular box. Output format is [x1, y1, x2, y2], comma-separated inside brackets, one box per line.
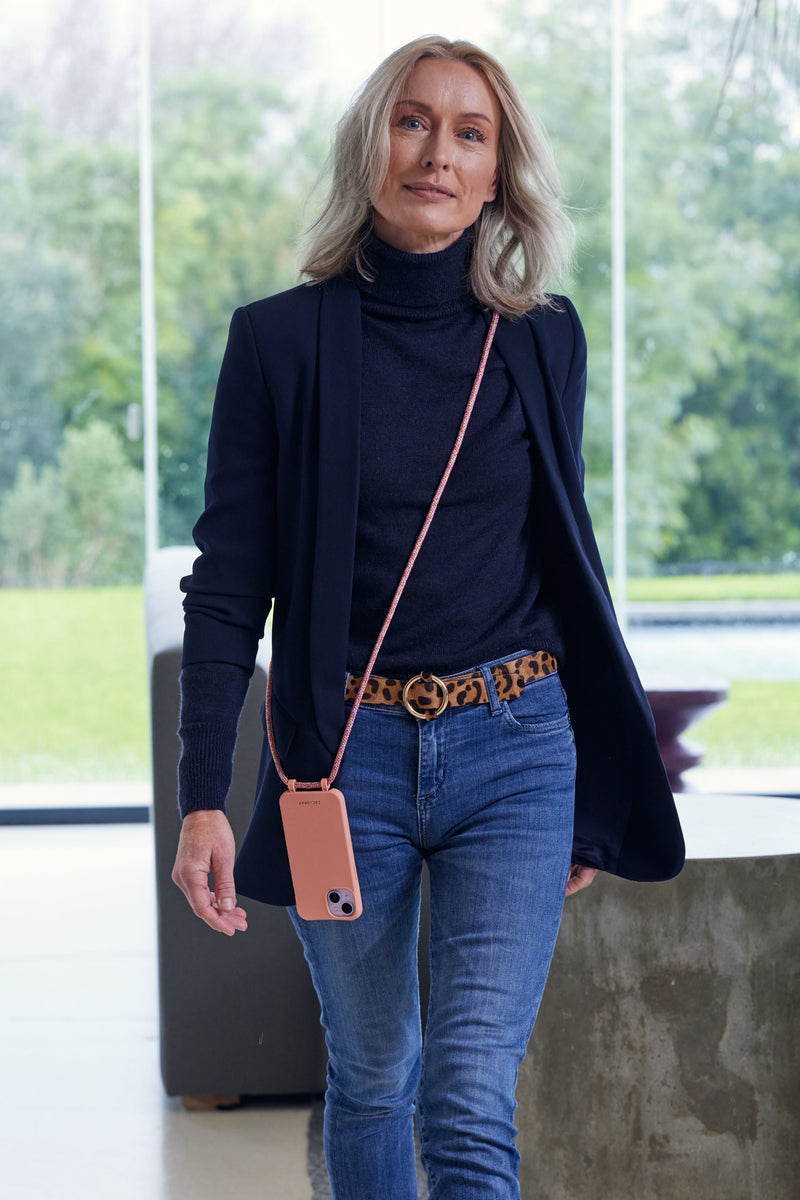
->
[479, 663, 502, 716]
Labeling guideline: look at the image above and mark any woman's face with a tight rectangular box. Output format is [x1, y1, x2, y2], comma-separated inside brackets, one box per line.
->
[371, 58, 501, 254]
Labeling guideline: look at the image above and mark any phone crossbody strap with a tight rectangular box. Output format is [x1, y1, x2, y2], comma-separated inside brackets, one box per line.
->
[266, 310, 500, 791]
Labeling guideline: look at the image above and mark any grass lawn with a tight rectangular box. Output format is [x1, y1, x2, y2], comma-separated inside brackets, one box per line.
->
[625, 573, 800, 601]
[0, 586, 149, 782]
[692, 681, 800, 768]
[0, 584, 797, 783]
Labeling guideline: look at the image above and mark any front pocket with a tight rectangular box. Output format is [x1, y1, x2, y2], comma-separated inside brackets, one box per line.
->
[500, 672, 572, 734]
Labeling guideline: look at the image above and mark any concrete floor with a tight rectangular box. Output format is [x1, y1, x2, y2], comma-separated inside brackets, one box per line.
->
[0, 824, 314, 1200]
[4, 805, 800, 1200]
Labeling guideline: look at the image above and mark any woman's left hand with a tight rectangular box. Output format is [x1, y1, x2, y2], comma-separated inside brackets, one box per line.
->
[565, 864, 597, 897]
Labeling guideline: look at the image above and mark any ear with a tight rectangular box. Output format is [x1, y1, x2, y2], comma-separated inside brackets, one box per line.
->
[485, 169, 499, 204]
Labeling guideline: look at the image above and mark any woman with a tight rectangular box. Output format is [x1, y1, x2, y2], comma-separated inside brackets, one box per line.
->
[172, 35, 683, 1200]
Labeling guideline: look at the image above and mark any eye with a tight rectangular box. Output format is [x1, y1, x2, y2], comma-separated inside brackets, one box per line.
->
[460, 126, 487, 143]
[397, 113, 425, 131]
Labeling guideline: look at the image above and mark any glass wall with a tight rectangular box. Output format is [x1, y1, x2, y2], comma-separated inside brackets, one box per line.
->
[1, 0, 797, 789]
[615, 0, 800, 778]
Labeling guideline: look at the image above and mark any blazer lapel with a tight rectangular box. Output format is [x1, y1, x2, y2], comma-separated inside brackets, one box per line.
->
[491, 314, 581, 527]
[491, 315, 554, 457]
[309, 277, 362, 755]
[492, 312, 612, 597]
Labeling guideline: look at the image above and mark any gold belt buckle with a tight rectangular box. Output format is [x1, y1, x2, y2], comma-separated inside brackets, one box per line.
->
[402, 673, 450, 719]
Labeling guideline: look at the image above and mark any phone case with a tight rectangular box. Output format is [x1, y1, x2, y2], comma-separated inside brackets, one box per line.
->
[279, 787, 363, 920]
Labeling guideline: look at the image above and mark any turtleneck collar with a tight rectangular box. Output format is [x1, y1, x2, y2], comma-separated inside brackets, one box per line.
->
[354, 228, 477, 319]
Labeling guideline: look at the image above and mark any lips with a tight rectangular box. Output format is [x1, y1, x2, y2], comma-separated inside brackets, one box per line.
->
[403, 181, 456, 198]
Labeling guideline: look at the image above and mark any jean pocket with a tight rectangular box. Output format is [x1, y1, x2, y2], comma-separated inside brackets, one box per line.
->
[500, 672, 572, 734]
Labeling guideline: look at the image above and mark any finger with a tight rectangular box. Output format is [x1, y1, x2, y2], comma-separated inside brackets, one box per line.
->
[565, 872, 584, 897]
[204, 898, 249, 934]
[178, 868, 247, 934]
[209, 892, 249, 931]
[565, 865, 598, 897]
[179, 867, 215, 917]
[210, 856, 239, 914]
[197, 897, 247, 935]
[191, 887, 248, 935]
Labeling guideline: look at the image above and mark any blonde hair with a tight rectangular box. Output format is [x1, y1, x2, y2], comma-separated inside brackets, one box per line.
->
[300, 35, 573, 317]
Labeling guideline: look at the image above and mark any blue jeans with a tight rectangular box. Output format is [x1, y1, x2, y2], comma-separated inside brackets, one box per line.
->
[288, 654, 576, 1199]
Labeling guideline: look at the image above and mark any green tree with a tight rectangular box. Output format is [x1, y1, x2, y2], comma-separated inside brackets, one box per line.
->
[0, 421, 144, 586]
[0, 99, 90, 492]
[0, 459, 66, 585]
[59, 421, 144, 584]
[0, 88, 143, 503]
[149, 68, 320, 542]
[662, 82, 800, 563]
[3, 0, 796, 575]
[497, 0, 799, 569]
[0, 0, 322, 559]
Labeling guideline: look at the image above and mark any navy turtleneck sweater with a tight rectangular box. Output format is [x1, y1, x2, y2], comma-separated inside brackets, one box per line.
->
[348, 231, 556, 675]
[177, 231, 560, 816]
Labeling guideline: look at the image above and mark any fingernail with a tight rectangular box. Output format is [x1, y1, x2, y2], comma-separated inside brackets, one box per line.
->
[220, 898, 234, 911]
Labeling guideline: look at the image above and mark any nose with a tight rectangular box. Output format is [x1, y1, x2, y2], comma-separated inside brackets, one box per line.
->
[420, 130, 450, 170]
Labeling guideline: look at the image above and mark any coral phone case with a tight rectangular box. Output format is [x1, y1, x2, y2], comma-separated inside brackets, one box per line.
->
[279, 787, 363, 921]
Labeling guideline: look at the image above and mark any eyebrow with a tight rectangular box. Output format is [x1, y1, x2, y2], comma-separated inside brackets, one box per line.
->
[393, 98, 495, 126]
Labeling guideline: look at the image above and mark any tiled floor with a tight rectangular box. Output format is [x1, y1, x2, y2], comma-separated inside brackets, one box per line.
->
[1, 824, 313, 1200]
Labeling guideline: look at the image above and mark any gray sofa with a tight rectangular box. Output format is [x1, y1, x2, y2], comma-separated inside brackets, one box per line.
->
[146, 545, 328, 1100]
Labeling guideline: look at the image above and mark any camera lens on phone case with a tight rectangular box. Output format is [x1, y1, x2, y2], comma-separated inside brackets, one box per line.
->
[342, 902, 353, 915]
[329, 891, 340, 904]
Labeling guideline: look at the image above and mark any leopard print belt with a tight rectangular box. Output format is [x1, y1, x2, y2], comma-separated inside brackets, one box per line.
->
[344, 651, 558, 721]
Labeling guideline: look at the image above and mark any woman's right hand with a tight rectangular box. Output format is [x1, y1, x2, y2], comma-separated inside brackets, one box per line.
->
[172, 809, 249, 935]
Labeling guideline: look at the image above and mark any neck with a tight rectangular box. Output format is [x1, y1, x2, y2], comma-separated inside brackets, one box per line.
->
[369, 218, 465, 255]
[354, 228, 476, 318]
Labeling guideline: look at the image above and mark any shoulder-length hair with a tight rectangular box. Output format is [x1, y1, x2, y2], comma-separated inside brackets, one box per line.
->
[300, 35, 574, 317]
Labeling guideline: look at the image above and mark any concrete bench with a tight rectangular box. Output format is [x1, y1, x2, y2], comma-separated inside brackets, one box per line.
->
[518, 792, 800, 1198]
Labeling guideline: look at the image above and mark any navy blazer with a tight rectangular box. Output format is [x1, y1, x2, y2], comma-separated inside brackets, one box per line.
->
[182, 276, 685, 906]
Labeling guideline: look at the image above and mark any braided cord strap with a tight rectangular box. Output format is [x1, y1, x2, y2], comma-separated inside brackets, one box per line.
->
[266, 311, 500, 790]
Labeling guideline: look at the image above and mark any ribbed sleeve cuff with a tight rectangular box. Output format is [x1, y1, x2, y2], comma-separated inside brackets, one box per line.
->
[177, 723, 239, 817]
[176, 661, 251, 819]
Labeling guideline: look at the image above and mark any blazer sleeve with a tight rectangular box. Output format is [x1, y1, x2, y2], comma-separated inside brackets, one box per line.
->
[557, 294, 588, 491]
[181, 305, 278, 672]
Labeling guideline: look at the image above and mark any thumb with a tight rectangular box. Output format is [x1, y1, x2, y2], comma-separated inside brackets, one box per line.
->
[211, 850, 238, 912]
